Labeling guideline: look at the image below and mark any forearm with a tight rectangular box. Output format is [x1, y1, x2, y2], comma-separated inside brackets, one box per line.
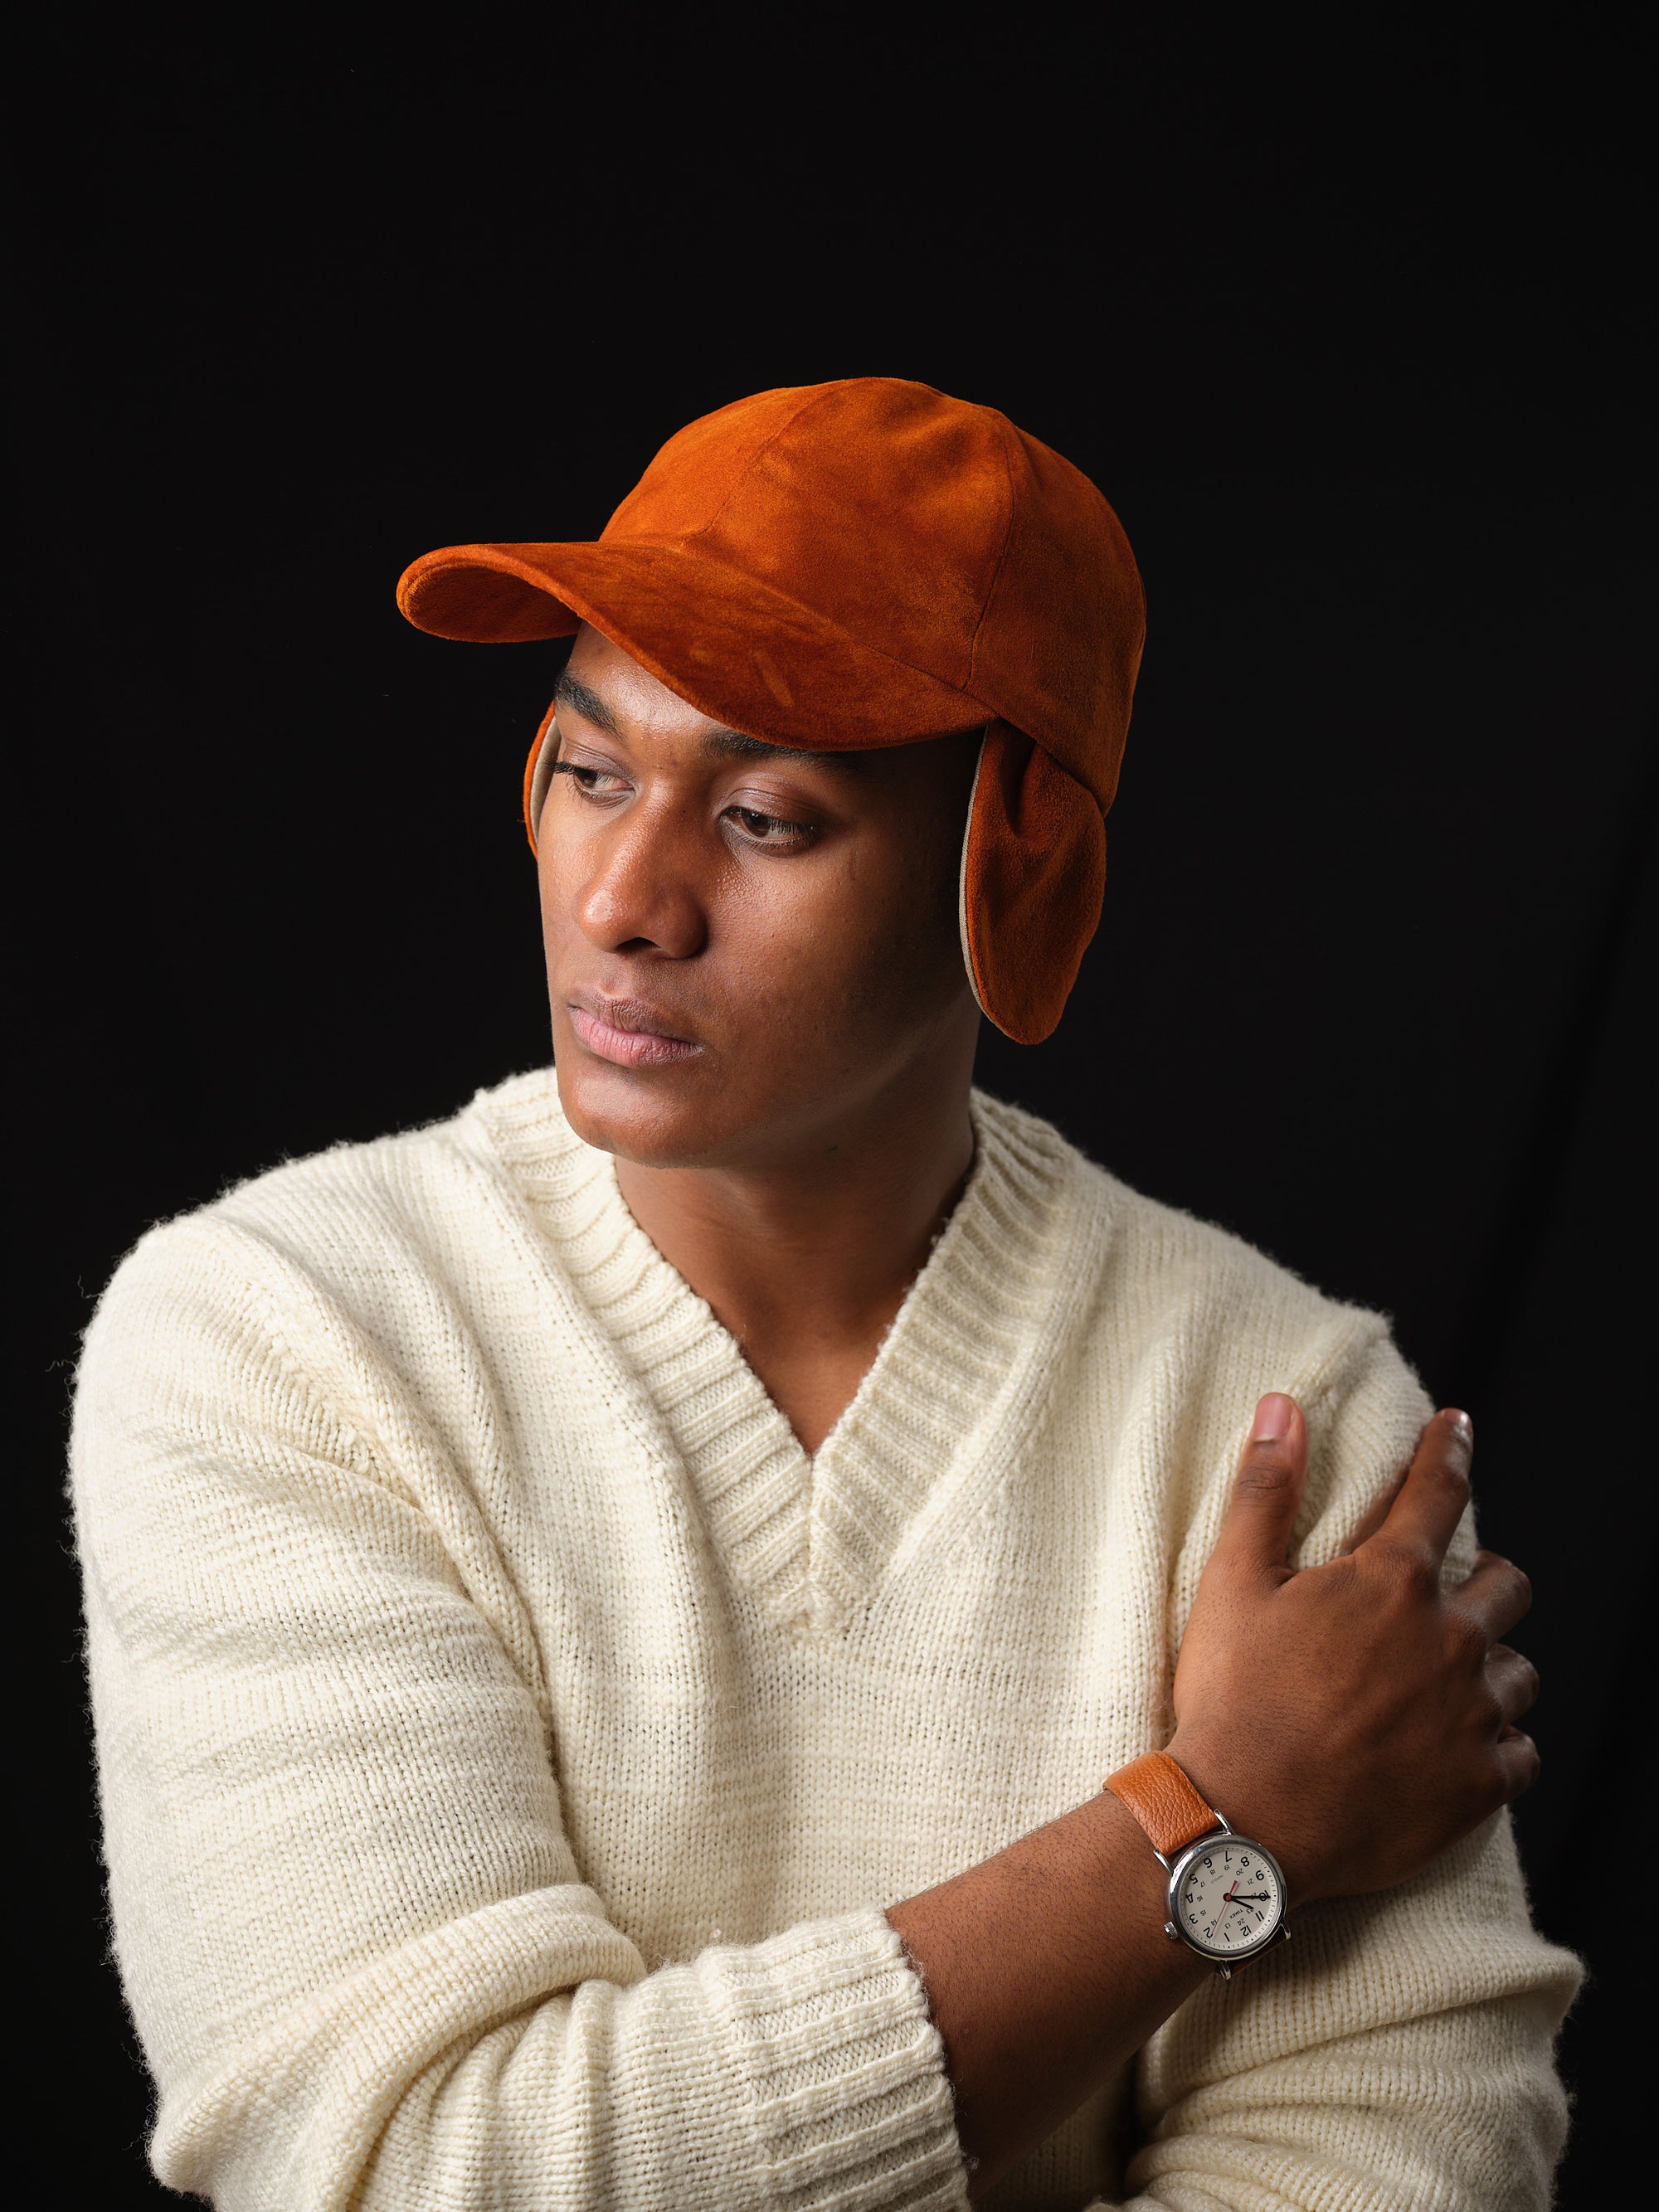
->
[344, 1908, 962, 2212]
[887, 1787, 1206, 2199]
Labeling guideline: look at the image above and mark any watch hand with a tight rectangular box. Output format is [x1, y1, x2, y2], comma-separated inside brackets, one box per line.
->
[1206, 1879, 1240, 1941]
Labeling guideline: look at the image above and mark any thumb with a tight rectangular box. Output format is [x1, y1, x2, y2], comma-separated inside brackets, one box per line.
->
[1214, 1393, 1308, 1579]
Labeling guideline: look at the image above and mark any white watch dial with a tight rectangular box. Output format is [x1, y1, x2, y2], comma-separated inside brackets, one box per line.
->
[1175, 1838, 1285, 1955]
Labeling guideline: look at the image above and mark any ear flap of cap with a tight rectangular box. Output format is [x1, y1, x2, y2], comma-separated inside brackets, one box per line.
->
[522, 698, 561, 855]
[960, 720, 1107, 1045]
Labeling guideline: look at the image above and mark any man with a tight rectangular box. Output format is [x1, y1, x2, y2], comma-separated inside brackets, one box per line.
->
[73, 379, 1578, 2209]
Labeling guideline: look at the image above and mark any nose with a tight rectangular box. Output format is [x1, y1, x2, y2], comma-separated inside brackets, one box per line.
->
[573, 795, 708, 960]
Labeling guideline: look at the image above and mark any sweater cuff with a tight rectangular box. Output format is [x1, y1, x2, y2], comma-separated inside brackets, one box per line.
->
[697, 1906, 969, 2211]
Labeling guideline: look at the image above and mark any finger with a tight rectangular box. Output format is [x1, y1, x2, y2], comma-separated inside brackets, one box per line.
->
[1341, 1458, 1412, 1553]
[1496, 1726, 1541, 1803]
[1485, 1644, 1540, 1726]
[1212, 1394, 1308, 1580]
[1371, 1409, 1473, 1565]
[1455, 1550, 1534, 1644]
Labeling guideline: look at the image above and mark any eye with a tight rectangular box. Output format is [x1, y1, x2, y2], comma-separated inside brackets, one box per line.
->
[724, 804, 815, 851]
[552, 759, 630, 799]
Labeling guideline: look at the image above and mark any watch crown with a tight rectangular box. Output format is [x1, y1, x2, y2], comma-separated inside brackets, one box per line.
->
[1164, 1921, 1180, 1942]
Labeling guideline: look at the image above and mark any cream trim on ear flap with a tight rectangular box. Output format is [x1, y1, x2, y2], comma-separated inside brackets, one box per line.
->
[527, 716, 562, 850]
[958, 728, 989, 1018]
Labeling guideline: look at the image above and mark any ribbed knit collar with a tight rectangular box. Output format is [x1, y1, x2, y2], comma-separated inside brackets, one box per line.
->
[472, 1071, 1099, 1636]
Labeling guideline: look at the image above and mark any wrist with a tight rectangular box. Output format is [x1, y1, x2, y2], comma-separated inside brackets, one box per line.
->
[1162, 1728, 1321, 1904]
[1070, 1789, 1214, 2000]
[1101, 1747, 1297, 1977]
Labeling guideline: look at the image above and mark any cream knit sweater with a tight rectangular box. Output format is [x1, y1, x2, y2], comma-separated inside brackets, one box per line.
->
[72, 1074, 1579, 2210]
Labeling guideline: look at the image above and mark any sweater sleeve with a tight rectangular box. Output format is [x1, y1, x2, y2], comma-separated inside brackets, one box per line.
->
[1121, 1325, 1583, 2212]
[71, 1220, 966, 2212]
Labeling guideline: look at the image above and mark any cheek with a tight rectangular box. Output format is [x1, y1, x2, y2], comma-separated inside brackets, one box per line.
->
[536, 814, 597, 950]
[763, 842, 961, 1037]
[844, 818, 964, 975]
[535, 801, 963, 1035]
[536, 844, 564, 943]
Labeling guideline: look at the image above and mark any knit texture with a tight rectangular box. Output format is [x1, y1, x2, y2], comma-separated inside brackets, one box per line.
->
[71, 1075, 1581, 2209]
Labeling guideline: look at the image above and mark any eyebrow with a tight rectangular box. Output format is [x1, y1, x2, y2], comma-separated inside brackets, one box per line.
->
[552, 668, 619, 736]
[701, 730, 849, 769]
[553, 668, 848, 769]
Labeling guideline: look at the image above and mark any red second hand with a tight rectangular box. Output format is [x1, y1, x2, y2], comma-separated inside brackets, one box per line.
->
[1206, 1879, 1241, 1943]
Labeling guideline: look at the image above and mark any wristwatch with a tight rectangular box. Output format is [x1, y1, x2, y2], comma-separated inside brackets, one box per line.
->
[1103, 1751, 1291, 1980]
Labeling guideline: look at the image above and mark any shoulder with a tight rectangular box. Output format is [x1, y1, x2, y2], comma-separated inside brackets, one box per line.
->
[976, 1087, 1380, 1366]
[103, 1067, 554, 1273]
[76, 1069, 562, 1407]
[973, 1091, 1431, 1557]
[202, 1067, 557, 1257]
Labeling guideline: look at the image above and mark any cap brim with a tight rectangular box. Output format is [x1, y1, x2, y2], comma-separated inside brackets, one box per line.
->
[397, 541, 990, 751]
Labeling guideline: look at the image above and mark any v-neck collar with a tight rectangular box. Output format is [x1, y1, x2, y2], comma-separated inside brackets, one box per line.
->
[474, 1071, 1098, 1636]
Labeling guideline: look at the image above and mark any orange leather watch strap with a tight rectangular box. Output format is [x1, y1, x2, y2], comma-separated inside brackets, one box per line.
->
[1102, 1751, 1220, 1858]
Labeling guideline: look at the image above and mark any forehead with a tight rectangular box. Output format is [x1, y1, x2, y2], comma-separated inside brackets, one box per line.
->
[559, 628, 850, 770]
[562, 626, 711, 729]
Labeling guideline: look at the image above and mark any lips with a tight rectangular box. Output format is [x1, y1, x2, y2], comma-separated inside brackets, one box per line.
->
[566, 990, 702, 1069]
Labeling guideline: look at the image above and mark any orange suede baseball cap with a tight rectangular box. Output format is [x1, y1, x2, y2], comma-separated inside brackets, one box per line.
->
[396, 377, 1145, 1043]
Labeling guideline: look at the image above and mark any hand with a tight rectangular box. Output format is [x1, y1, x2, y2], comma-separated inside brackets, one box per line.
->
[1166, 1395, 1539, 1904]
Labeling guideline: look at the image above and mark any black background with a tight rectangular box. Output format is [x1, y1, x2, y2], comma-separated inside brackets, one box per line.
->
[15, 19, 1656, 2205]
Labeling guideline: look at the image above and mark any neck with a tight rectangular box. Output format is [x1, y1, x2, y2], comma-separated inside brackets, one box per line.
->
[615, 1016, 980, 1454]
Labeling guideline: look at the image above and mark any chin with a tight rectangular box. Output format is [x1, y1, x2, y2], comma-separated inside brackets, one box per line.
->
[553, 1053, 733, 1169]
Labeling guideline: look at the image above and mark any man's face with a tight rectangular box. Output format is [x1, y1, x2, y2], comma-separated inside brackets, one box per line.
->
[538, 623, 981, 1169]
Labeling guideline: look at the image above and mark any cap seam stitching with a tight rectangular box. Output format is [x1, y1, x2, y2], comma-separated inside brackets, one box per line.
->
[964, 412, 1023, 697]
[670, 385, 861, 551]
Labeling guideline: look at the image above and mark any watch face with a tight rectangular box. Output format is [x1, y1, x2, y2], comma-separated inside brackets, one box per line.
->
[1170, 1835, 1286, 1958]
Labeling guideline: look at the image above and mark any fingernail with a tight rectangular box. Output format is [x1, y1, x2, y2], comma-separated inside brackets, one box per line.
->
[1251, 1393, 1295, 1444]
[1444, 1408, 1473, 1438]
